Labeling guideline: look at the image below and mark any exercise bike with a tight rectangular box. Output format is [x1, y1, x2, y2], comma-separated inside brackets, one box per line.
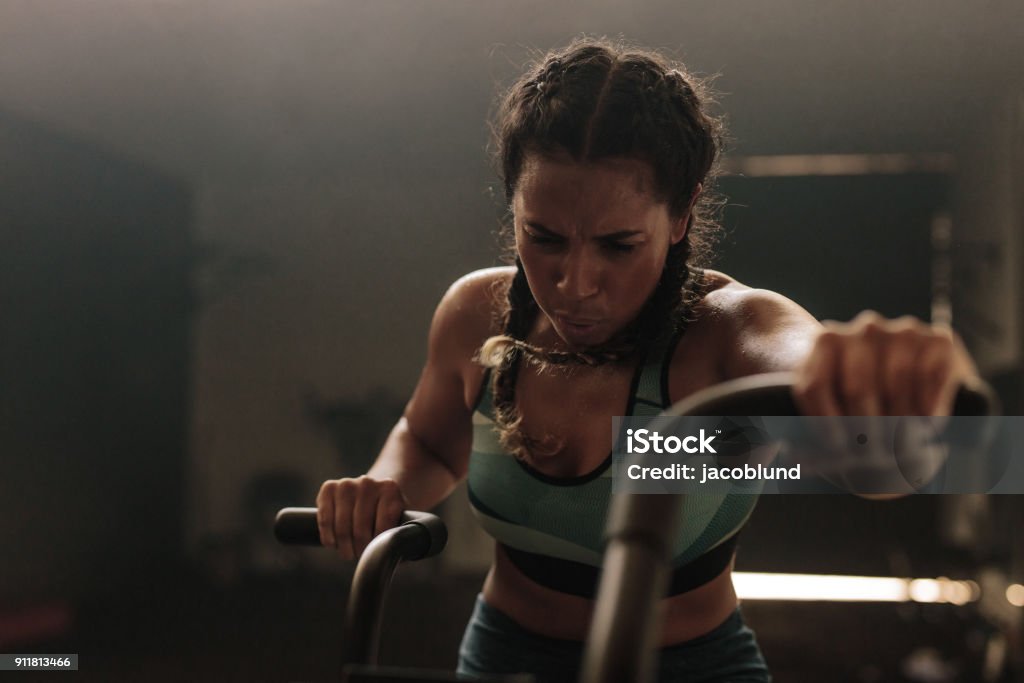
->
[274, 372, 998, 682]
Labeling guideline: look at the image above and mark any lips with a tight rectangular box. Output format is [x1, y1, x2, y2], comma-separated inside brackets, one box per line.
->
[553, 315, 607, 346]
[555, 314, 601, 327]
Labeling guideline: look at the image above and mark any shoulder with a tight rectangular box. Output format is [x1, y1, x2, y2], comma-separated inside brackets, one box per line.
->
[672, 269, 823, 385]
[442, 266, 515, 310]
[427, 267, 514, 364]
[436, 266, 514, 334]
[696, 270, 815, 331]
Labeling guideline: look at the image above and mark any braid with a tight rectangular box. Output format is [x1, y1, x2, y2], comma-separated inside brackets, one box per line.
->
[476, 260, 561, 460]
[481, 37, 725, 464]
[476, 247, 705, 464]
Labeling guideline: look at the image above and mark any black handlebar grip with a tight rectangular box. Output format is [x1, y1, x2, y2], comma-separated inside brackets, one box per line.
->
[952, 380, 1001, 417]
[273, 507, 447, 559]
[398, 510, 448, 560]
[273, 507, 322, 546]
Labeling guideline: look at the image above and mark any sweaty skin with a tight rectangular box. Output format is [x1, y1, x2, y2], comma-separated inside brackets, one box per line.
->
[316, 155, 980, 645]
[473, 265, 809, 644]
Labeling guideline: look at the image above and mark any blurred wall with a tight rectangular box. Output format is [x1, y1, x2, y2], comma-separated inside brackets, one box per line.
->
[953, 90, 1024, 381]
[0, 110, 192, 603]
[1, 1, 1021, 588]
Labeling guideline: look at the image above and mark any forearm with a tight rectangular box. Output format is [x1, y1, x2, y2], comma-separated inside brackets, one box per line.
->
[366, 417, 464, 512]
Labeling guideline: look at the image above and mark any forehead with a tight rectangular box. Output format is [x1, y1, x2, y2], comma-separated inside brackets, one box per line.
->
[514, 154, 665, 224]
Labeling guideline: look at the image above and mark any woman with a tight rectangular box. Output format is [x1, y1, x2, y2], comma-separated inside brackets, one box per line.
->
[316, 38, 980, 682]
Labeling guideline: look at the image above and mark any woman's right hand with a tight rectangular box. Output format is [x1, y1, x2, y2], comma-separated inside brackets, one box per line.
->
[315, 476, 408, 560]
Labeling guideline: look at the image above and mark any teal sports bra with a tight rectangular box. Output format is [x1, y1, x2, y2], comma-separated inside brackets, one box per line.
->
[466, 314, 760, 598]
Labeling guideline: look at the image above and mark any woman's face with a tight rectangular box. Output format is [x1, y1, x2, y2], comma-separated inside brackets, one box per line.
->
[513, 153, 688, 350]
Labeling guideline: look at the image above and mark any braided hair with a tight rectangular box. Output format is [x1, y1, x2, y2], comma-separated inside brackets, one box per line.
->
[479, 37, 725, 462]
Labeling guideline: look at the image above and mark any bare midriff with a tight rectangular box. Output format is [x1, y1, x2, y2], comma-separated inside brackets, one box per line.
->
[481, 542, 739, 647]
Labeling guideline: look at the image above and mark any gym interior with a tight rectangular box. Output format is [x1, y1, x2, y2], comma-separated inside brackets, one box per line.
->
[2, 2, 1022, 681]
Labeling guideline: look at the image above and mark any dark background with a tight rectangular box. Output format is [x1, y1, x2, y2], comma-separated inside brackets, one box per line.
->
[1, 2, 1022, 681]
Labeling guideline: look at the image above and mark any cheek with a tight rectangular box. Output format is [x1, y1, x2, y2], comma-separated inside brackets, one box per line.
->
[514, 228, 541, 263]
[614, 253, 667, 300]
[515, 247, 552, 297]
[516, 243, 544, 275]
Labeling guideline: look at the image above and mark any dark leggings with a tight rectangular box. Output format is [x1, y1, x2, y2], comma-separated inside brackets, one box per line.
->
[457, 594, 771, 682]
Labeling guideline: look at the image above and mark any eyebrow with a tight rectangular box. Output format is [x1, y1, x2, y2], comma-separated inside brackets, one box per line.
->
[524, 221, 645, 240]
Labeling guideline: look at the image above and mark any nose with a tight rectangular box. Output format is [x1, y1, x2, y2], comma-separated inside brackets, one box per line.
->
[557, 250, 601, 301]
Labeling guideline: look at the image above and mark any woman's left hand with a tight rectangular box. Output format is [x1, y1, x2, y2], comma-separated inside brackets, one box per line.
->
[792, 311, 981, 417]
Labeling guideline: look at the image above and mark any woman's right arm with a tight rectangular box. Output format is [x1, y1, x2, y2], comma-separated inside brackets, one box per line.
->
[316, 270, 505, 559]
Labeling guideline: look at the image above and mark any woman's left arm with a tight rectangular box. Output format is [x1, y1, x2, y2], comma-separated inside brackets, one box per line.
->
[718, 287, 982, 417]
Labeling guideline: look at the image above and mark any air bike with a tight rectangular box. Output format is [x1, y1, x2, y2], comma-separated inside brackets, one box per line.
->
[274, 372, 999, 682]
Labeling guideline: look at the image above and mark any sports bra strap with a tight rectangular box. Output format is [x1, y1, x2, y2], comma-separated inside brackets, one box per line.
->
[631, 305, 692, 416]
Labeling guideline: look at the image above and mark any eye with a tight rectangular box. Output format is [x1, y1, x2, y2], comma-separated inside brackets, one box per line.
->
[524, 228, 563, 248]
[602, 242, 638, 254]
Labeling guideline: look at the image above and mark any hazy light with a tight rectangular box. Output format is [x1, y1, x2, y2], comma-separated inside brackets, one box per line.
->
[1007, 584, 1024, 607]
[733, 572, 978, 604]
[721, 153, 955, 177]
[950, 580, 980, 606]
[908, 579, 942, 603]
[734, 573, 907, 602]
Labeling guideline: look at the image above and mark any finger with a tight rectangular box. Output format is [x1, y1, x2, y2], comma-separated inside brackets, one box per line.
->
[916, 334, 957, 417]
[881, 319, 922, 416]
[836, 317, 889, 486]
[793, 330, 846, 465]
[837, 321, 882, 416]
[793, 329, 843, 417]
[351, 477, 378, 558]
[333, 479, 357, 560]
[374, 479, 405, 539]
[316, 481, 337, 547]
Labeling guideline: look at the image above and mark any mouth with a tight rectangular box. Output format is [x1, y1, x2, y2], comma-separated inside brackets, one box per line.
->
[554, 314, 603, 335]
